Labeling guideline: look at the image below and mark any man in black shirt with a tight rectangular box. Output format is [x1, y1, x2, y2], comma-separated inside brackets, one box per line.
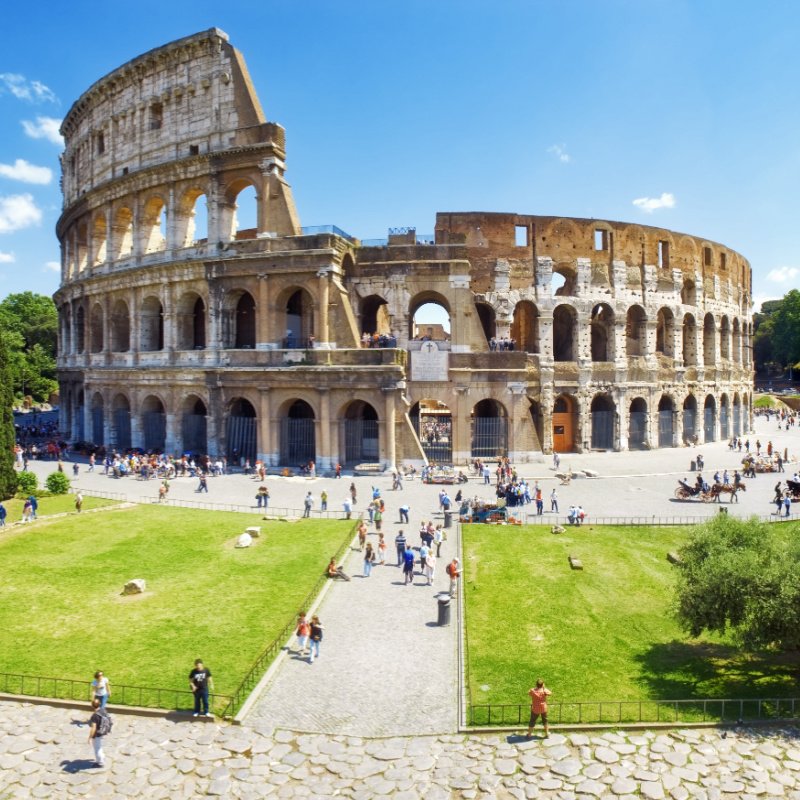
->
[189, 659, 214, 718]
[88, 698, 112, 767]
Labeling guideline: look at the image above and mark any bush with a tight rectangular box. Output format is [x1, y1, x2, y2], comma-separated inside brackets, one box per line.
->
[16, 471, 38, 494]
[754, 395, 775, 409]
[45, 472, 71, 495]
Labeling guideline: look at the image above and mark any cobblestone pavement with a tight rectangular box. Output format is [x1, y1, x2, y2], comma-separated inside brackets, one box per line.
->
[2, 701, 800, 799]
[23, 416, 800, 524]
[243, 520, 459, 737]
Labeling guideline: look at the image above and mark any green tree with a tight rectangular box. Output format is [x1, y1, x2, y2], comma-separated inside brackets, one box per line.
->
[0, 334, 17, 499]
[45, 472, 70, 495]
[771, 289, 800, 368]
[674, 516, 800, 651]
[0, 291, 58, 353]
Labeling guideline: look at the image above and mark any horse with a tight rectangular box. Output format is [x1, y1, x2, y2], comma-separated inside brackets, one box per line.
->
[711, 482, 746, 503]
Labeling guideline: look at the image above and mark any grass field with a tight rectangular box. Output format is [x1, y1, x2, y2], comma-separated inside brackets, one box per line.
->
[0, 505, 353, 703]
[2, 493, 114, 521]
[463, 524, 800, 715]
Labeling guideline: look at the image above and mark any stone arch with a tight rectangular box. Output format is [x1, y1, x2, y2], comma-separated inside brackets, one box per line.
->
[682, 313, 697, 366]
[626, 305, 647, 357]
[111, 393, 132, 450]
[89, 302, 104, 353]
[341, 399, 380, 463]
[410, 291, 451, 341]
[112, 206, 134, 260]
[221, 289, 256, 349]
[140, 195, 167, 254]
[227, 397, 258, 464]
[553, 304, 577, 361]
[91, 213, 107, 265]
[222, 177, 259, 241]
[657, 394, 676, 448]
[181, 394, 208, 455]
[475, 301, 497, 345]
[720, 315, 731, 361]
[140, 295, 164, 351]
[703, 394, 717, 442]
[590, 302, 614, 362]
[360, 294, 391, 338]
[341, 253, 355, 273]
[703, 313, 716, 366]
[656, 307, 675, 357]
[110, 299, 130, 352]
[91, 392, 105, 445]
[552, 393, 578, 453]
[281, 287, 314, 348]
[681, 275, 696, 305]
[683, 394, 698, 443]
[75, 219, 89, 274]
[177, 187, 208, 247]
[176, 291, 206, 350]
[409, 398, 452, 463]
[590, 393, 615, 450]
[511, 300, 539, 353]
[471, 398, 508, 459]
[628, 397, 648, 449]
[279, 398, 315, 466]
[141, 394, 167, 452]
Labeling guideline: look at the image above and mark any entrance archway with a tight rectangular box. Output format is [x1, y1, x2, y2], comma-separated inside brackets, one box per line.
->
[410, 294, 451, 342]
[228, 398, 257, 465]
[471, 399, 508, 459]
[703, 395, 717, 442]
[141, 395, 166, 452]
[182, 396, 208, 455]
[683, 395, 697, 443]
[658, 395, 675, 448]
[280, 399, 315, 465]
[342, 401, 379, 463]
[91, 393, 104, 445]
[410, 399, 452, 463]
[552, 394, 577, 453]
[629, 397, 648, 449]
[112, 394, 131, 450]
[285, 289, 314, 348]
[590, 394, 615, 450]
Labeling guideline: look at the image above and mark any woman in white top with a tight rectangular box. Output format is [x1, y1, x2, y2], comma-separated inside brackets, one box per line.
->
[90, 671, 111, 708]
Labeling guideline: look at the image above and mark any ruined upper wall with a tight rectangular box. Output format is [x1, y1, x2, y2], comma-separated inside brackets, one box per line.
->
[59, 28, 269, 207]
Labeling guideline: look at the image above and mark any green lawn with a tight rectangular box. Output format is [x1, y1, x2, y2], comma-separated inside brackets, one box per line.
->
[464, 524, 800, 718]
[2, 493, 114, 521]
[0, 505, 353, 704]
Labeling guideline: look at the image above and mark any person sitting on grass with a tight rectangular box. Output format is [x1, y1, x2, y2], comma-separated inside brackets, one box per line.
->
[327, 557, 350, 581]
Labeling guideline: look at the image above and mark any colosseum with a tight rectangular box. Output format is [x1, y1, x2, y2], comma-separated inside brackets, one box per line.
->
[54, 28, 754, 470]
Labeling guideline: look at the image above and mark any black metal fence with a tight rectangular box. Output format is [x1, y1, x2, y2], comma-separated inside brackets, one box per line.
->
[469, 697, 800, 727]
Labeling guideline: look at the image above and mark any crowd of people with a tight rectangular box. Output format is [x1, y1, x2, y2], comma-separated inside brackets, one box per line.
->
[360, 331, 399, 348]
[488, 336, 517, 351]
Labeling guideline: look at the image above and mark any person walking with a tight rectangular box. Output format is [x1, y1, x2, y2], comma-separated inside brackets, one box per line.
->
[395, 530, 407, 565]
[447, 557, 460, 597]
[374, 505, 383, 531]
[483, 464, 490, 484]
[28, 495, 38, 520]
[784, 495, 792, 518]
[363, 543, 375, 577]
[343, 497, 353, 519]
[189, 659, 214, 718]
[0, 502, 5, 527]
[418, 541, 429, 576]
[90, 670, 111, 708]
[377, 532, 387, 565]
[357, 520, 368, 551]
[295, 612, 310, 656]
[75, 491, 84, 513]
[303, 492, 313, 518]
[349, 482, 357, 505]
[308, 615, 323, 663]
[196, 473, 208, 493]
[526, 679, 552, 738]
[87, 698, 112, 767]
[402, 544, 416, 585]
[550, 488, 558, 513]
[320, 490, 328, 512]
[433, 526, 443, 557]
[424, 550, 436, 585]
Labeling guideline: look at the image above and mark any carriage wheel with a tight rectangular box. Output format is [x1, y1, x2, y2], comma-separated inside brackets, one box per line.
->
[701, 492, 714, 503]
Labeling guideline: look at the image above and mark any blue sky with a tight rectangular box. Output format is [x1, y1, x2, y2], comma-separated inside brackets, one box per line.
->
[1, 0, 799, 308]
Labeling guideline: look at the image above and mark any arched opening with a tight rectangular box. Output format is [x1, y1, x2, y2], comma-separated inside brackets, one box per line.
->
[221, 290, 257, 349]
[683, 395, 697, 443]
[75, 221, 88, 274]
[181, 396, 207, 455]
[552, 394, 578, 453]
[75, 306, 85, 353]
[227, 398, 257, 464]
[511, 301, 539, 353]
[110, 299, 130, 352]
[91, 215, 107, 265]
[342, 400, 379, 463]
[703, 314, 716, 366]
[91, 392, 104, 445]
[410, 295, 451, 341]
[658, 395, 675, 448]
[141, 196, 167, 254]
[471, 399, 508, 459]
[552, 265, 576, 297]
[89, 304, 104, 353]
[410, 399, 452, 462]
[284, 288, 314, 348]
[112, 207, 134, 260]
[629, 397, 648, 449]
[553, 304, 576, 361]
[681, 277, 695, 305]
[703, 394, 717, 442]
[360, 295, 391, 341]
[178, 188, 208, 247]
[475, 302, 496, 346]
[222, 180, 258, 241]
[656, 308, 675, 358]
[141, 395, 166, 452]
[682, 314, 697, 366]
[590, 394, 615, 450]
[719, 394, 730, 440]
[626, 306, 647, 357]
[590, 303, 614, 362]
[279, 399, 315, 466]
[733, 392, 741, 437]
[732, 319, 741, 364]
[177, 293, 206, 350]
[720, 316, 731, 361]
[140, 296, 164, 351]
[112, 394, 132, 450]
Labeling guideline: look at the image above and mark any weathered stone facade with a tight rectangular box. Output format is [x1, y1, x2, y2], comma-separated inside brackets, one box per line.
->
[55, 29, 754, 469]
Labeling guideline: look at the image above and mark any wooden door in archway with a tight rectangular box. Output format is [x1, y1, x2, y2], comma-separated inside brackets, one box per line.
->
[552, 395, 576, 453]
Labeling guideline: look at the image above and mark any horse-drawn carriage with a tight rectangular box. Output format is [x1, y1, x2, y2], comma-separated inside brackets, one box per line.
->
[783, 479, 800, 501]
[674, 479, 746, 503]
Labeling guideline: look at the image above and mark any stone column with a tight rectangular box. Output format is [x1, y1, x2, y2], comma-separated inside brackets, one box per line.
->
[538, 313, 554, 362]
[506, 382, 528, 462]
[316, 268, 331, 348]
[207, 281, 222, 353]
[104, 207, 112, 271]
[383, 386, 397, 471]
[129, 290, 140, 364]
[452, 385, 471, 464]
[256, 274, 271, 350]
[258, 388, 273, 464]
[613, 320, 627, 368]
[130, 406, 143, 450]
[318, 388, 333, 471]
[166, 185, 177, 252]
[164, 412, 179, 455]
[207, 386, 223, 458]
[540, 382, 554, 454]
[617, 393, 629, 451]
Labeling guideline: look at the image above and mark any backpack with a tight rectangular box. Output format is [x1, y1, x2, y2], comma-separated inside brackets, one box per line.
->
[96, 711, 113, 736]
[446, 562, 454, 577]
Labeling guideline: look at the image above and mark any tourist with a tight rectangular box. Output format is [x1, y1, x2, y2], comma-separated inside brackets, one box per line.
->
[90, 670, 111, 708]
[418, 541, 429, 576]
[308, 615, 323, 663]
[22, 497, 33, 523]
[433, 526, 443, 558]
[88, 453, 95, 472]
[327, 558, 350, 581]
[446, 557, 460, 597]
[784, 495, 792, 518]
[395, 530, 407, 565]
[350, 482, 357, 505]
[364, 543, 375, 577]
[295, 612, 310, 656]
[525, 678, 552, 738]
[196, 473, 208, 493]
[424, 549, 436, 585]
[357, 520, 368, 551]
[75, 492, 83, 513]
[0, 502, 5, 527]
[303, 492, 313, 518]
[399, 503, 410, 523]
[374, 504, 383, 531]
[335, 463, 342, 478]
[189, 659, 214, 718]
[343, 497, 353, 520]
[256, 485, 269, 509]
[550, 488, 558, 513]
[28, 494, 38, 520]
[87, 698, 112, 767]
[402, 544, 415, 585]
[483, 464, 491, 484]
[377, 533, 387, 564]
[320, 490, 328, 512]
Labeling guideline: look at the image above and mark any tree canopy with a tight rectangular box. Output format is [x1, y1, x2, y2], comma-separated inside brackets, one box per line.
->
[754, 289, 800, 372]
[674, 515, 800, 651]
[0, 333, 17, 499]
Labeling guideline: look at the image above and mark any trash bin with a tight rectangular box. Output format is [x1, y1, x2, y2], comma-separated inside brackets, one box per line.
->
[437, 595, 451, 626]
[690, 459, 697, 472]
[443, 510, 453, 529]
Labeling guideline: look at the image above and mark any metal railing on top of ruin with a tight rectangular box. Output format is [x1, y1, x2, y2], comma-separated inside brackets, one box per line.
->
[298, 225, 356, 242]
[359, 233, 436, 246]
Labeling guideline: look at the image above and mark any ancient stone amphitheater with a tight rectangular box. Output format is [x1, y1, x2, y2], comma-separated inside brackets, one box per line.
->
[54, 29, 753, 469]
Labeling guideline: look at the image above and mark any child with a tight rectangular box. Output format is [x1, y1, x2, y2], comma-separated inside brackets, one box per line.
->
[295, 612, 310, 656]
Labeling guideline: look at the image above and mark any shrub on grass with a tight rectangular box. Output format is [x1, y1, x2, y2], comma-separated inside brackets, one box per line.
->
[16, 471, 38, 495]
[45, 472, 70, 495]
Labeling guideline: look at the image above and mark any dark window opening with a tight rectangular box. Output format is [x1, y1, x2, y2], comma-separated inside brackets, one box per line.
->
[150, 103, 163, 131]
[704, 246, 712, 266]
[189, 144, 200, 156]
[96, 132, 105, 155]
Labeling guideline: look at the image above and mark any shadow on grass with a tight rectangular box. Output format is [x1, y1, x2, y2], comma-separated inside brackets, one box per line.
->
[634, 640, 800, 700]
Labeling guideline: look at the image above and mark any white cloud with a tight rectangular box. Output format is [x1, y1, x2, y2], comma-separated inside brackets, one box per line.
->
[0, 158, 52, 185]
[0, 251, 15, 263]
[0, 194, 42, 234]
[752, 293, 780, 312]
[0, 73, 57, 103]
[44, 260, 61, 273]
[766, 266, 800, 284]
[632, 192, 676, 213]
[21, 116, 63, 146]
[547, 143, 571, 163]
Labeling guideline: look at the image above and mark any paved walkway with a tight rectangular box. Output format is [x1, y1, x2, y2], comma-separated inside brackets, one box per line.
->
[244, 520, 459, 737]
[2, 700, 799, 799]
